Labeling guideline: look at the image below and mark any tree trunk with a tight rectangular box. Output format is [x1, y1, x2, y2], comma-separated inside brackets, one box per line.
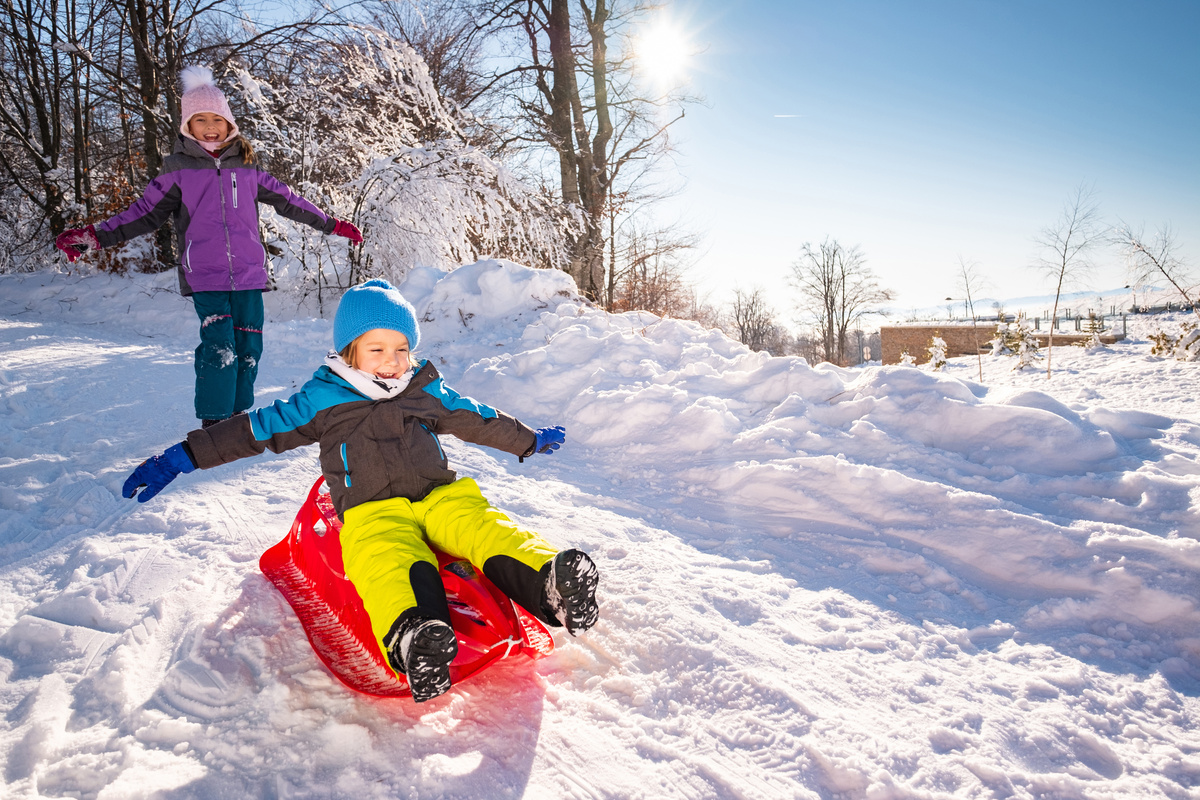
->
[576, 0, 610, 301]
[128, 0, 161, 178]
[546, 0, 578, 206]
[0, 0, 68, 233]
[541, 0, 593, 289]
[64, 0, 87, 214]
[125, 0, 177, 268]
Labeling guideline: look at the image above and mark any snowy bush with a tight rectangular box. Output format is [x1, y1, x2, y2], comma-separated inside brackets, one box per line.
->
[1012, 316, 1042, 370]
[0, 186, 44, 272]
[926, 336, 947, 371]
[899, 350, 916, 366]
[988, 322, 1015, 356]
[1078, 313, 1108, 351]
[234, 29, 576, 294]
[1082, 331, 1107, 351]
[1179, 325, 1200, 360]
[988, 317, 1042, 368]
[1150, 322, 1200, 361]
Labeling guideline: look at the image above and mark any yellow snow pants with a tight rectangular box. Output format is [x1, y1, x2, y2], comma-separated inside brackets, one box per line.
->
[340, 477, 558, 671]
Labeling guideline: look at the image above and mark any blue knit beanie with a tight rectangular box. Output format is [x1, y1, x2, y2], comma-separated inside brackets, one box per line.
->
[333, 279, 421, 352]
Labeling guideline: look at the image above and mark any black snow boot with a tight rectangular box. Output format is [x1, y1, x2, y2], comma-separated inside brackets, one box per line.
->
[384, 615, 458, 703]
[541, 549, 600, 636]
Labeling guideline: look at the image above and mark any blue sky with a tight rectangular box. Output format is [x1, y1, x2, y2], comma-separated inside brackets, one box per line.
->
[656, 0, 1200, 313]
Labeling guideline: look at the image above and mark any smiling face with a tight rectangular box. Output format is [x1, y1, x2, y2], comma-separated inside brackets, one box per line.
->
[186, 112, 231, 145]
[345, 328, 413, 380]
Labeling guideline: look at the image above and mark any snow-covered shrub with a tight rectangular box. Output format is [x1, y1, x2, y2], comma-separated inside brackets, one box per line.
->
[900, 350, 916, 366]
[1150, 322, 1200, 361]
[1179, 324, 1200, 360]
[1079, 313, 1108, 351]
[0, 185, 44, 273]
[988, 317, 1042, 368]
[234, 29, 576, 294]
[926, 335, 947, 371]
[988, 323, 1015, 356]
[1012, 316, 1041, 370]
[1148, 329, 1174, 357]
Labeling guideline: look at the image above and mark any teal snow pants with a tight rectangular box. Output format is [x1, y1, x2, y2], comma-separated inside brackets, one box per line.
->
[192, 290, 264, 421]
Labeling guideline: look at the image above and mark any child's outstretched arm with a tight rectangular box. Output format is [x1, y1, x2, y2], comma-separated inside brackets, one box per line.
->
[124, 377, 337, 502]
[255, 172, 362, 243]
[420, 373, 566, 461]
[55, 173, 183, 261]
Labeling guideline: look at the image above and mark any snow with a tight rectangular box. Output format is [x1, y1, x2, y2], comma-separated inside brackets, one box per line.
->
[2, 262, 1199, 799]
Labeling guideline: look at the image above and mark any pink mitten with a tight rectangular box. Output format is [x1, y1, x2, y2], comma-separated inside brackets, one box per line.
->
[55, 225, 100, 262]
[331, 219, 363, 244]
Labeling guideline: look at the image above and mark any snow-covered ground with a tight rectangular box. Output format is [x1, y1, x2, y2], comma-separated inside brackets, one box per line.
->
[1, 262, 1198, 799]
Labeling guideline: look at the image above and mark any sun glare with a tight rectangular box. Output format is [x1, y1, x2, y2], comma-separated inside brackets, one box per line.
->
[635, 18, 692, 89]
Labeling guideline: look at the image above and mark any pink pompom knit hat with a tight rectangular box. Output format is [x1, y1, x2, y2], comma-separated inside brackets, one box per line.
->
[178, 65, 240, 144]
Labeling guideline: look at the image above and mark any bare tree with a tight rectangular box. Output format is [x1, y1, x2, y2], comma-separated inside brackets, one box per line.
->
[955, 256, 988, 382]
[472, 0, 692, 303]
[792, 330, 823, 364]
[1113, 222, 1199, 323]
[764, 324, 798, 357]
[1032, 184, 1105, 378]
[608, 220, 697, 315]
[682, 288, 721, 329]
[730, 287, 777, 352]
[789, 238, 894, 365]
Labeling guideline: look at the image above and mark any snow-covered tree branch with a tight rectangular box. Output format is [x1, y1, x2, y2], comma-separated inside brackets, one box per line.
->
[233, 29, 577, 291]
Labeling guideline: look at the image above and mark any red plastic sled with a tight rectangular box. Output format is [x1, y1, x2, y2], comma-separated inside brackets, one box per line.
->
[260, 477, 554, 698]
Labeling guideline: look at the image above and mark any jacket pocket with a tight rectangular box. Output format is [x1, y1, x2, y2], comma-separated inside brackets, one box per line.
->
[340, 442, 352, 488]
[231, 172, 238, 208]
[183, 240, 193, 273]
[420, 423, 445, 462]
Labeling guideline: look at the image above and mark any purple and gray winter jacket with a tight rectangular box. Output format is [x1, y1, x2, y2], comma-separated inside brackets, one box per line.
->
[94, 135, 337, 296]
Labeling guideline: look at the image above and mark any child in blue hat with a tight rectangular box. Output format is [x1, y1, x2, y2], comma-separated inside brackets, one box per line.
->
[122, 278, 599, 702]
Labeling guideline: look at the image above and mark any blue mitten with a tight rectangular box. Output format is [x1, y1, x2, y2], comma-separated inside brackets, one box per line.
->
[533, 426, 566, 455]
[122, 442, 196, 503]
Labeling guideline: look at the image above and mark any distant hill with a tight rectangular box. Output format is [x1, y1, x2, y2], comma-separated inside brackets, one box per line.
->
[880, 285, 1187, 322]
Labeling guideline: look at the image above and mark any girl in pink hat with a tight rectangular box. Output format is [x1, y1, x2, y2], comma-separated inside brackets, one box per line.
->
[56, 66, 364, 428]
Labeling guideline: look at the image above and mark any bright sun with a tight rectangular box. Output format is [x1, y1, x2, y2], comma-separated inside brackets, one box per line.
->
[635, 19, 692, 88]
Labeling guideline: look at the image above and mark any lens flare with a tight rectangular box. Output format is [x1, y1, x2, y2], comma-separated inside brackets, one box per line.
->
[636, 18, 692, 88]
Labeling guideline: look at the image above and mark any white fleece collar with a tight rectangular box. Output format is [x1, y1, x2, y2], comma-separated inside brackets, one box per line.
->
[325, 352, 414, 400]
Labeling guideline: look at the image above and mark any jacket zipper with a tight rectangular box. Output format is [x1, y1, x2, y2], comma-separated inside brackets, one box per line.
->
[231, 172, 238, 208]
[183, 241, 193, 272]
[215, 158, 235, 289]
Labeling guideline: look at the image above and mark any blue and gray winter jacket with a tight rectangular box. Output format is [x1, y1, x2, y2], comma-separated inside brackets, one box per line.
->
[186, 360, 537, 518]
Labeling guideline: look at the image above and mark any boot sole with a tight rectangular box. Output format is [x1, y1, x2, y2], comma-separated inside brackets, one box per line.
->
[406, 622, 459, 703]
[553, 550, 600, 636]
